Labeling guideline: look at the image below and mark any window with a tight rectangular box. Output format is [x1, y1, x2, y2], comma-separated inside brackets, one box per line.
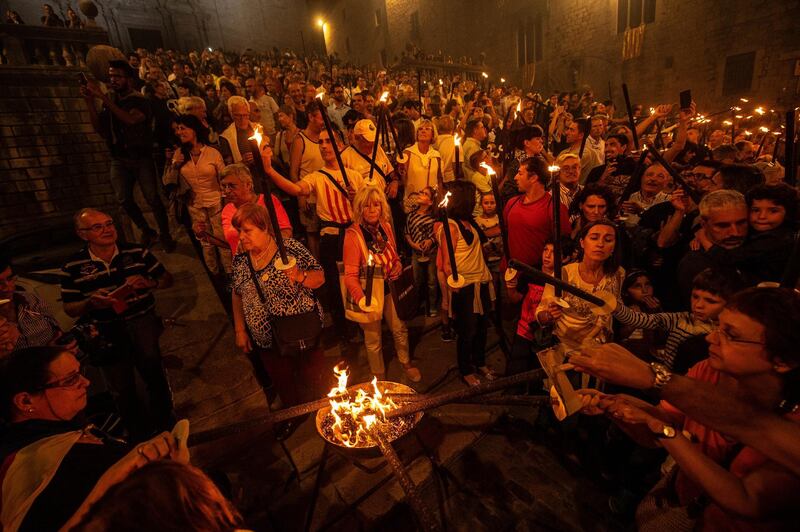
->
[410, 11, 420, 39]
[618, 0, 656, 33]
[374, 9, 381, 28]
[723, 52, 756, 96]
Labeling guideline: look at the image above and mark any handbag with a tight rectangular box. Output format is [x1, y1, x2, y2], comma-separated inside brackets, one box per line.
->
[388, 264, 418, 321]
[246, 254, 321, 357]
[338, 261, 385, 323]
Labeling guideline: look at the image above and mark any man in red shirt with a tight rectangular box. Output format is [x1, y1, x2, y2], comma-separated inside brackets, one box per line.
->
[503, 156, 571, 284]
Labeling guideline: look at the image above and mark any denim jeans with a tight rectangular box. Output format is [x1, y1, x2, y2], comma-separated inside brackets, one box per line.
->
[411, 254, 438, 312]
[109, 157, 170, 236]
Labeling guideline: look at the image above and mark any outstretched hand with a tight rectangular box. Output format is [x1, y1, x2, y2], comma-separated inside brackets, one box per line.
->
[568, 343, 654, 390]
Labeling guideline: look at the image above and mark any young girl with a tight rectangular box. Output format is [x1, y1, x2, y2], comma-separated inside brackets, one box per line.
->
[436, 180, 495, 386]
[405, 187, 439, 317]
[476, 192, 503, 274]
[615, 270, 666, 359]
[507, 240, 570, 380]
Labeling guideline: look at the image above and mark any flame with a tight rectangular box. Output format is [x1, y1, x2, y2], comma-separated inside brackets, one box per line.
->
[247, 125, 263, 147]
[759, 126, 769, 133]
[438, 78, 443, 85]
[500, 77, 506, 83]
[516, 101, 521, 113]
[755, 107, 765, 115]
[367, 253, 374, 266]
[548, 165, 560, 173]
[315, 89, 324, 101]
[649, 107, 656, 116]
[732, 106, 742, 112]
[479, 162, 496, 176]
[722, 120, 733, 126]
[481, 72, 488, 78]
[379, 91, 389, 103]
[740, 98, 749, 103]
[743, 130, 752, 136]
[438, 191, 452, 209]
[454, 133, 461, 147]
[325, 365, 398, 447]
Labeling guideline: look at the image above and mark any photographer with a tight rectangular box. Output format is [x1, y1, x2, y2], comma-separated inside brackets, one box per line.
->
[60, 209, 175, 441]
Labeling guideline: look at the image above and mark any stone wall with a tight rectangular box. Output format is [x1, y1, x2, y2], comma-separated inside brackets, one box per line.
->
[0, 66, 113, 240]
[319, 0, 800, 109]
[3, 0, 310, 53]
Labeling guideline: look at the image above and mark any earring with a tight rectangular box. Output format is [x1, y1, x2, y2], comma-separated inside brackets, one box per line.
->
[26, 408, 34, 413]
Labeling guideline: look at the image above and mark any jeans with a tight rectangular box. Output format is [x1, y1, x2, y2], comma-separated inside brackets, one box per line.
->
[412, 254, 438, 312]
[451, 283, 490, 375]
[186, 202, 232, 274]
[109, 157, 170, 236]
[97, 311, 174, 440]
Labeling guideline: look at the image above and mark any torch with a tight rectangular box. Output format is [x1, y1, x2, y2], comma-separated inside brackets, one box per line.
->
[509, 260, 616, 315]
[368, 102, 384, 184]
[453, 133, 462, 179]
[548, 164, 563, 298]
[314, 92, 350, 188]
[438, 191, 463, 289]
[359, 253, 378, 312]
[621, 83, 639, 151]
[248, 126, 294, 270]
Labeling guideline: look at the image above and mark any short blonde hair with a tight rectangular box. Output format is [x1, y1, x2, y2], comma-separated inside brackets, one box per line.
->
[227, 95, 249, 115]
[232, 203, 273, 236]
[351, 186, 392, 226]
[176, 96, 206, 115]
[416, 119, 437, 143]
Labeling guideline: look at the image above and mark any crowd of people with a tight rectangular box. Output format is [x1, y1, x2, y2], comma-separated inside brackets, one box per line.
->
[1, 38, 799, 531]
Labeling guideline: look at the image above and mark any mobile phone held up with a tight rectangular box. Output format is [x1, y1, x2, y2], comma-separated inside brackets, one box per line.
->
[679, 89, 692, 111]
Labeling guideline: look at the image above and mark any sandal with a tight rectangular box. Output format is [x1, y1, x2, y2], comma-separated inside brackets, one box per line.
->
[403, 364, 422, 383]
[462, 373, 481, 387]
[478, 366, 497, 381]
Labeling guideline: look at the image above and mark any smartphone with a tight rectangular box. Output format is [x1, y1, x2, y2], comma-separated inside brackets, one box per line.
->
[77, 72, 88, 86]
[680, 89, 692, 110]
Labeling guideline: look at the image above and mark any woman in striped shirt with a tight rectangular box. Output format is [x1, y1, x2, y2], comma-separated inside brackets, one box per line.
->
[343, 186, 422, 382]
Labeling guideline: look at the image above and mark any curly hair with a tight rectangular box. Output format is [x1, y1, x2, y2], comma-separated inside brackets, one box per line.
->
[746, 183, 798, 227]
[351, 186, 392, 226]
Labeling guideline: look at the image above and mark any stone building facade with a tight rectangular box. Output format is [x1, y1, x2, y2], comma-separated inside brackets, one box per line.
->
[319, 0, 800, 110]
[3, 0, 309, 53]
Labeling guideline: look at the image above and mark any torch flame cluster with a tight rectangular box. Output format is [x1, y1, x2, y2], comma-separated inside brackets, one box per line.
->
[326, 364, 397, 447]
[247, 125, 264, 147]
[438, 190, 452, 209]
[479, 161, 496, 176]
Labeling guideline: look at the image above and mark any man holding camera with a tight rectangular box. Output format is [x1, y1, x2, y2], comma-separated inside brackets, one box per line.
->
[81, 60, 175, 252]
[60, 208, 175, 440]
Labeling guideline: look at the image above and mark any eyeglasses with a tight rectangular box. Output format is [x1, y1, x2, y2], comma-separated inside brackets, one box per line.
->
[38, 366, 87, 390]
[78, 221, 115, 233]
[715, 328, 765, 347]
[220, 182, 239, 190]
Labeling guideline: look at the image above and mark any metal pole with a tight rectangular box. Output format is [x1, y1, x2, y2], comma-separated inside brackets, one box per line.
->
[622, 83, 639, 151]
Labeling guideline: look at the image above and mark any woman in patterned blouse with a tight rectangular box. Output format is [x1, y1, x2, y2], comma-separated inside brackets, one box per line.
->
[230, 204, 325, 411]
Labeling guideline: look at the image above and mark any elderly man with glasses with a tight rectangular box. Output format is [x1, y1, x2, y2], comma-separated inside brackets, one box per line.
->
[59, 208, 175, 440]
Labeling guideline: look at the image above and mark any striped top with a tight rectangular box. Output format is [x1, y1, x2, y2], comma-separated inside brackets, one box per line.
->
[301, 167, 364, 234]
[9, 292, 61, 351]
[60, 243, 167, 322]
[405, 210, 437, 257]
[613, 303, 714, 368]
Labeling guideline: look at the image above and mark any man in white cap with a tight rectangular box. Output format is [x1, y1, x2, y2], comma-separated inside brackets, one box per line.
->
[340, 119, 399, 198]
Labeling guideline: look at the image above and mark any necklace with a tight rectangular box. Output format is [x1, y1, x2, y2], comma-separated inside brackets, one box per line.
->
[579, 263, 604, 286]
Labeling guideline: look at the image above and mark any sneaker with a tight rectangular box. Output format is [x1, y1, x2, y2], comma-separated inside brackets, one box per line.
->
[403, 363, 422, 383]
[440, 327, 455, 342]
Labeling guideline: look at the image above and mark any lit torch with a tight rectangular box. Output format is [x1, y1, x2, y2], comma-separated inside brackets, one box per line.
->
[453, 133, 462, 179]
[438, 192, 462, 287]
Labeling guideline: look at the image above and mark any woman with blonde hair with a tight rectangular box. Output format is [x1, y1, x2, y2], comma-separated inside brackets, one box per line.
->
[400, 119, 442, 202]
[343, 186, 422, 382]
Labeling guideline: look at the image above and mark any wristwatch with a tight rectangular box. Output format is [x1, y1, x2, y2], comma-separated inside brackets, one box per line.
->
[657, 424, 677, 439]
[649, 362, 673, 390]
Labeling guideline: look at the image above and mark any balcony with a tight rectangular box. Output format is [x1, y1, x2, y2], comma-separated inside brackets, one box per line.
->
[0, 23, 109, 68]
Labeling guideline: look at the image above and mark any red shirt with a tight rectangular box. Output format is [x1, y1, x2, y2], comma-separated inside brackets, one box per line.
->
[502, 192, 571, 270]
[221, 194, 292, 253]
[517, 283, 545, 340]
